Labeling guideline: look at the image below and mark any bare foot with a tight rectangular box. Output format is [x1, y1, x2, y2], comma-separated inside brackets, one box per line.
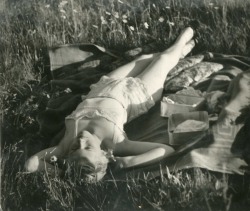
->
[175, 27, 194, 46]
[162, 27, 194, 59]
[181, 40, 195, 58]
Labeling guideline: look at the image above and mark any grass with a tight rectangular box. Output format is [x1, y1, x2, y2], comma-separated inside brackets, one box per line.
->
[1, 0, 250, 210]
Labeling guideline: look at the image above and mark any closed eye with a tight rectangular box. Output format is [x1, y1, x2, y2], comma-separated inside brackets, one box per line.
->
[70, 143, 79, 153]
[85, 146, 93, 150]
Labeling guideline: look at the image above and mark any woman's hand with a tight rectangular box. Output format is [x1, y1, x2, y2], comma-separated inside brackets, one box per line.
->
[25, 156, 62, 177]
[25, 156, 40, 173]
[24, 146, 65, 176]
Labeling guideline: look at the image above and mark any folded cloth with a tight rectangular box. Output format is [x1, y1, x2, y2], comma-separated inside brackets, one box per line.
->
[174, 119, 207, 133]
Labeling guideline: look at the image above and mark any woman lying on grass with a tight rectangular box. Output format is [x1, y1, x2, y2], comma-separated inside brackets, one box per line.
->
[25, 26, 250, 182]
[25, 27, 195, 182]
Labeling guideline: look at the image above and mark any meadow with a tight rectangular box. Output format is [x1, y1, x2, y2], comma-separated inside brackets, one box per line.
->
[1, 0, 250, 210]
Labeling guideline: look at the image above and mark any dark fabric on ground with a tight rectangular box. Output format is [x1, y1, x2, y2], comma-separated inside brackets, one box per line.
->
[36, 43, 250, 179]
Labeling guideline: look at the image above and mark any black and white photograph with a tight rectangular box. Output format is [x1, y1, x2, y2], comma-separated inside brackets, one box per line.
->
[1, 0, 250, 210]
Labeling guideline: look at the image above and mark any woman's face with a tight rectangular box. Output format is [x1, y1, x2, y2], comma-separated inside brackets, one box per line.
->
[68, 130, 103, 165]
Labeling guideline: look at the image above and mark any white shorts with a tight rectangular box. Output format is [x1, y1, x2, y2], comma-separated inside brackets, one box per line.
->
[86, 76, 155, 122]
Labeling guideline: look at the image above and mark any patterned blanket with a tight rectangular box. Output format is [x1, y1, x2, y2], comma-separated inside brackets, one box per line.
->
[37, 43, 250, 179]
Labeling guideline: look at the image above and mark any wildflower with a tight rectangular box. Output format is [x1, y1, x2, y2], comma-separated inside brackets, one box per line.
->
[113, 12, 119, 19]
[59, 0, 68, 7]
[129, 26, 135, 31]
[214, 6, 219, 9]
[159, 17, 164, 22]
[45, 22, 49, 25]
[209, 2, 214, 6]
[64, 88, 72, 93]
[45, 4, 50, 8]
[105, 11, 111, 15]
[144, 22, 149, 29]
[28, 116, 35, 124]
[60, 9, 66, 13]
[167, 20, 174, 26]
[28, 29, 36, 35]
[122, 19, 128, 23]
[166, 6, 170, 9]
[92, 25, 98, 28]
[106, 149, 116, 162]
[73, 9, 78, 13]
[61, 15, 66, 19]
[101, 16, 107, 24]
[152, 3, 156, 8]
[50, 156, 58, 163]
[122, 14, 127, 19]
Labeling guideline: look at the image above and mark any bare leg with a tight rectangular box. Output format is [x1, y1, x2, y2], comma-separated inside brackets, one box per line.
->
[107, 27, 195, 80]
[136, 27, 195, 102]
[107, 53, 160, 79]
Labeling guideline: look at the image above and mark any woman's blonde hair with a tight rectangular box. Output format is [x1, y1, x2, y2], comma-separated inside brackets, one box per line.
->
[65, 150, 109, 183]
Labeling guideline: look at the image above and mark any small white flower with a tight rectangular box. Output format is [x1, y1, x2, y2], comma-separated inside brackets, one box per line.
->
[144, 22, 149, 29]
[159, 17, 164, 22]
[73, 9, 78, 13]
[122, 14, 127, 19]
[113, 12, 119, 19]
[152, 3, 156, 8]
[166, 6, 170, 9]
[28, 29, 36, 35]
[167, 20, 174, 26]
[118, 0, 124, 4]
[107, 149, 116, 162]
[209, 3, 214, 6]
[122, 19, 128, 23]
[61, 15, 66, 19]
[59, 0, 68, 7]
[105, 11, 111, 15]
[50, 156, 58, 162]
[101, 16, 107, 24]
[64, 88, 72, 93]
[129, 26, 135, 31]
[60, 9, 66, 13]
[92, 25, 98, 28]
[45, 4, 50, 8]
[214, 6, 219, 9]
[45, 22, 49, 25]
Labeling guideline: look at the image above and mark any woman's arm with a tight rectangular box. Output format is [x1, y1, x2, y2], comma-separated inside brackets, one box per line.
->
[25, 120, 74, 175]
[114, 140, 174, 169]
[24, 146, 65, 175]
